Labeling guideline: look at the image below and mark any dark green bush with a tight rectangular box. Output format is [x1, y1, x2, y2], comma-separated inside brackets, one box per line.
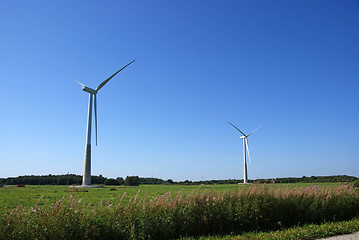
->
[353, 179, 359, 188]
[125, 176, 140, 186]
[104, 178, 120, 185]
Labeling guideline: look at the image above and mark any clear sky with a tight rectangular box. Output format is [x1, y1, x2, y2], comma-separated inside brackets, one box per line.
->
[1, 0, 358, 181]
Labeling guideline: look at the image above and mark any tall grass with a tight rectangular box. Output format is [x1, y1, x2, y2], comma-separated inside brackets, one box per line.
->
[1, 184, 358, 239]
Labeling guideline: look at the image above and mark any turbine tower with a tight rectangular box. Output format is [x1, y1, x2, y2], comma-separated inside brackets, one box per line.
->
[229, 122, 261, 184]
[76, 60, 135, 187]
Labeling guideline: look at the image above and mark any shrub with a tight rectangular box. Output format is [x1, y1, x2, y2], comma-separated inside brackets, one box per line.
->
[353, 179, 359, 188]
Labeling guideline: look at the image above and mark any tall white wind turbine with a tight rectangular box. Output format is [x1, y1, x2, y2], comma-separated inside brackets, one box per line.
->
[229, 122, 261, 184]
[76, 60, 135, 187]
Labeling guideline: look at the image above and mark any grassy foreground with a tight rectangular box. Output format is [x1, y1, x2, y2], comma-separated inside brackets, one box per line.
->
[1, 184, 358, 239]
[183, 218, 359, 239]
[181, 218, 359, 240]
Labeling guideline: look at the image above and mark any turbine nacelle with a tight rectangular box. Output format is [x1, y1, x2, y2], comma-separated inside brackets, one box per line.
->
[240, 136, 246, 139]
[82, 86, 97, 94]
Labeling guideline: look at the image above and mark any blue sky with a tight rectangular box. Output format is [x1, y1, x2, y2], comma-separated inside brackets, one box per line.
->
[1, 0, 358, 181]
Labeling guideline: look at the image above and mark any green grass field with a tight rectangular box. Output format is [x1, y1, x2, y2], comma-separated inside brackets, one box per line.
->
[182, 218, 359, 240]
[0, 184, 242, 210]
[0, 182, 340, 210]
[1, 182, 357, 239]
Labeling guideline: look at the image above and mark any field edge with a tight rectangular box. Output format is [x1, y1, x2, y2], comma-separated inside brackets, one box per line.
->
[181, 218, 359, 240]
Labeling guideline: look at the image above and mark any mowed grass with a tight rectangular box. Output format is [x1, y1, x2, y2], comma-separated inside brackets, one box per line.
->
[0, 184, 242, 210]
[0, 182, 341, 211]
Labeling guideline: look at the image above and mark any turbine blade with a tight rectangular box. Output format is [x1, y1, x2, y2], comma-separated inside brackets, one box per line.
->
[245, 138, 252, 163]
[247, 124, 262, 137]
[228, 122, 246, 136]
[94, 94, 98, 146]
[74, 80, 85, 87]
[96, 60, 135, 91]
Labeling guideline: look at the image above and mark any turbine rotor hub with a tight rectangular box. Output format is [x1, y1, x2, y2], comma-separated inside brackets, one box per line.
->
[82, 86, 97, 94]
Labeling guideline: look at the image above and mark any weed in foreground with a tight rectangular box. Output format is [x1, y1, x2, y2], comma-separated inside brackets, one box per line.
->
[0, 184, 358, 240]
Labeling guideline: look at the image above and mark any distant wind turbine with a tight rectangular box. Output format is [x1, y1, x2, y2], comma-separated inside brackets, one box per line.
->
[75, 60, 135, 187]
[228, 122, 261, 184]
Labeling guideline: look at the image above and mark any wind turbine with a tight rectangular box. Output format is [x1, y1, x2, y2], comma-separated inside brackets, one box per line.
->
[228, 122, 261, 184]
[75, 60, 135, 187]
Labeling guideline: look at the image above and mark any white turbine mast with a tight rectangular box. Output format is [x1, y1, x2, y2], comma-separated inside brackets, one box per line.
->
[228, 122, 261, 184]
[75, 60, 135, 187]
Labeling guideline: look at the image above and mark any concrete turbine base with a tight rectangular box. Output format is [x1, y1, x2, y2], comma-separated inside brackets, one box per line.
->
[69, 185, 104, 188]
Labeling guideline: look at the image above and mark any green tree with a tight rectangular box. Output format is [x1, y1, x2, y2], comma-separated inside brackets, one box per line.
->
[104, 178, 120, 185]
[116, 177, 125, 185]
[92, 175, 106, 184]
[125, 176, 140, 186]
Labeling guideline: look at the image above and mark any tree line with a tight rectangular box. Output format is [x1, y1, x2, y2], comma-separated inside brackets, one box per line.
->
[0, 174, 357, 186]
[0, 174, 164, 186]
[185, 175, 358, 185]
